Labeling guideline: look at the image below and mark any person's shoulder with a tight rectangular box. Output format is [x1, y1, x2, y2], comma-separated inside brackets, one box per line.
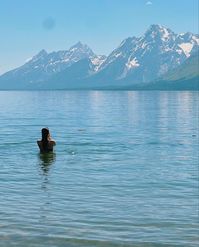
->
[37, 140, 41, 144]
[50, 140, 56, 145]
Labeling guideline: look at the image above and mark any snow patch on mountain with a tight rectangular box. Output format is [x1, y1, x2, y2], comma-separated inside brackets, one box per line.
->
[91, 55, 107, 71]
[126, 57, 140, 69]
[178, 43, 193, 57]
[162, 28, 170, 41]
[25, 57, 33, 63]
[114, 52, 123, 58]
[192, 36, 199, 44]
[156, 25, 171, 41]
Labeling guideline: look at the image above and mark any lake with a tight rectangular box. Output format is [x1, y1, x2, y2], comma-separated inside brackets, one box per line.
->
[0, 91, 198, 247]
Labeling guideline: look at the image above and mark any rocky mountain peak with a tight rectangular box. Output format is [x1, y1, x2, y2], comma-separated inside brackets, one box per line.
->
[0, 24, 198, 90]
[33, 49, 48, 60]
[69, 41, 95, 57]
[144, 24, 175, 42]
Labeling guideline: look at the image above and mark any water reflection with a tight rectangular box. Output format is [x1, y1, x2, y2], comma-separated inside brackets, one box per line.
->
[38, 152, 56, 175]
[37, 153, 56, 222]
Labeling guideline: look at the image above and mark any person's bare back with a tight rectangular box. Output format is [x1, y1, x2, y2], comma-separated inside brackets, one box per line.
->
[37, 140, 56, 152]
[37, 128, 56, 153]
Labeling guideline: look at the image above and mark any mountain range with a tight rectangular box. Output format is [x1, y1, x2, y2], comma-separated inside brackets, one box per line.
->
[0, 24, 198, 90]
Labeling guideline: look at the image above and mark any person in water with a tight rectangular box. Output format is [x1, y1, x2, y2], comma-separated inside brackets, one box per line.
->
[37, 128, 56, 153]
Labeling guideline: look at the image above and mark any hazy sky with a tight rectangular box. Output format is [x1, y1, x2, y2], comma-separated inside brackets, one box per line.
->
[0, 0, 198, 74]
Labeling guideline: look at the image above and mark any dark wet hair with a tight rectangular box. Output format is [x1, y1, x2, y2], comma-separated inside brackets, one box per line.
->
[41, 128, 49, 152]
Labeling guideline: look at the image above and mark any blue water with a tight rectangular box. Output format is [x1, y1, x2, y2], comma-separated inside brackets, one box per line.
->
[0, 91, 198, 247]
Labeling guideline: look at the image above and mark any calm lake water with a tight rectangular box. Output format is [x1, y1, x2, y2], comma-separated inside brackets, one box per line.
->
[0, 91, 198, 247]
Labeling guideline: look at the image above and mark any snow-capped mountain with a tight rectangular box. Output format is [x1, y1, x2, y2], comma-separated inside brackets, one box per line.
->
[96, 24, 199, 85]
[0, 42, 106, 87]
[0, 24, 198, 89]
[25, 41, 99, 75]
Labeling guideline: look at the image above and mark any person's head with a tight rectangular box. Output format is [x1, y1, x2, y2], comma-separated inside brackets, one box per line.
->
[41, 128, 50, 141]
[41, 128, 50, 152]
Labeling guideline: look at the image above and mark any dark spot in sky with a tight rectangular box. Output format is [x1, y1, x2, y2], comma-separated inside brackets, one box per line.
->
[42, 17, 56, 30]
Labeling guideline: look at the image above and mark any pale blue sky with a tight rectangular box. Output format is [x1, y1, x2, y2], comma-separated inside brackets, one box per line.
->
[0, 0, 198, 74]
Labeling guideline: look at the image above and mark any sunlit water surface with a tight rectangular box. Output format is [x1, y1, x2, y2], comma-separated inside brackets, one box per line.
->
[0, 91, 198, 247]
